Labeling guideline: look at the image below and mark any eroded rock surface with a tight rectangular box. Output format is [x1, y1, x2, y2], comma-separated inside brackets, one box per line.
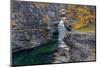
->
[11, 1, 60, 52]
[64, 32, 96, 62]
[53, 32, 95, 63]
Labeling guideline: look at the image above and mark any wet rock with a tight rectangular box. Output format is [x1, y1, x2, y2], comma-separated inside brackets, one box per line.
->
[53, 42, 70, 63]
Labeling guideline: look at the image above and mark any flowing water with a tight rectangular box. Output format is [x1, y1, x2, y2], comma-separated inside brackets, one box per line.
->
[13, 19, 67, 65]
[58, 19, 67, 48]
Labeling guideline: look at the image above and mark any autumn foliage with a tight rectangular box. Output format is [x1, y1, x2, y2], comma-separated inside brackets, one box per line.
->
[67, 5, 96, 30]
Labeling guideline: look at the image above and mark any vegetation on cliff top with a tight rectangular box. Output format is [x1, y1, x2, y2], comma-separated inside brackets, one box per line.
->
[67, 5, 96, 32]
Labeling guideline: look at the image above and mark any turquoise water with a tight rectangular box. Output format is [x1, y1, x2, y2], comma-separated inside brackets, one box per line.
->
[13, 38, 58, 66]
[13, 20, 67, 66]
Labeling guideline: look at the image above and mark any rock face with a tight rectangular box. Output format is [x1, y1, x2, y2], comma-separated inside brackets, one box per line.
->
[63, 32, 96, 62]
[53, 42, 70, 63]
[53, 32, 96, 63]
[11, 1, 61, 52]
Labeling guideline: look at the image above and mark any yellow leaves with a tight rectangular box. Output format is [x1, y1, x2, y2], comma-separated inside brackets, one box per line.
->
[77, 7, 90, 14]
[67, 10, 73, 17]
[72, 6, 95, 29]
[66, 5, 96, 32]
[67, 5, 76, 18]
[73, 23, 83, 29]
[76, 7, 91, 18]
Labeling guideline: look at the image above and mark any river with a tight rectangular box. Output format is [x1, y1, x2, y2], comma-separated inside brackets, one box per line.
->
[13, 19, 67, 66]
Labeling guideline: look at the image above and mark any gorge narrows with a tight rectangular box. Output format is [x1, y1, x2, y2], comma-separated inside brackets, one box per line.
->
[12, 1, 96, 65]
[53, 18, 70, 63]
